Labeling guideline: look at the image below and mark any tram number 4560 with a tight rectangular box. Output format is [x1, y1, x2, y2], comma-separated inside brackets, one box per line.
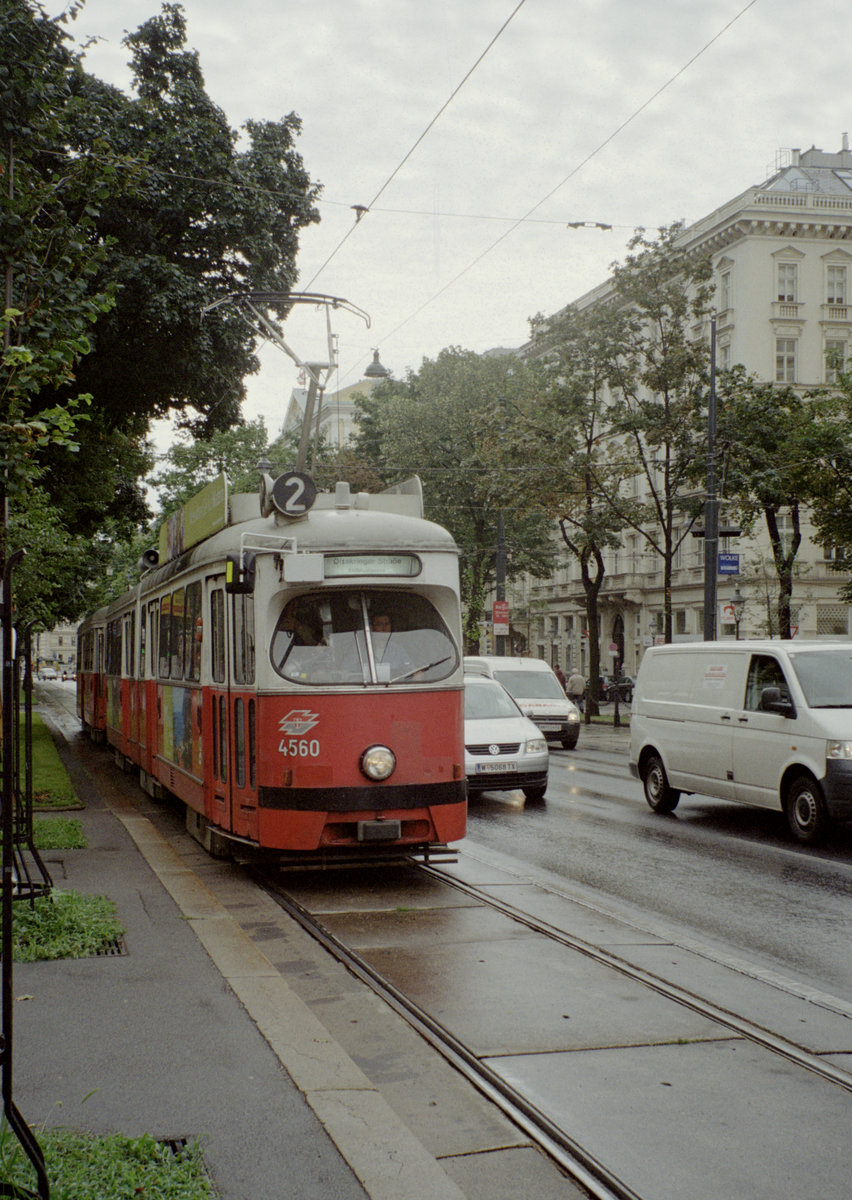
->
[279, 738, 321, 757]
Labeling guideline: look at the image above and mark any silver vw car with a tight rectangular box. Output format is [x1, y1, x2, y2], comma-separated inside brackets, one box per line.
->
[464, 674, 550, 803]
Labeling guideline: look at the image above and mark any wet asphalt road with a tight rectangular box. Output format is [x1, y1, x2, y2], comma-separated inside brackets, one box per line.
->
[33, 684, 852, 1199]
[466, 739, 852, 1001]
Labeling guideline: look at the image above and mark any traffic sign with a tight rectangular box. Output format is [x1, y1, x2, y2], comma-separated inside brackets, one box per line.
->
[718, 553, 740, 575]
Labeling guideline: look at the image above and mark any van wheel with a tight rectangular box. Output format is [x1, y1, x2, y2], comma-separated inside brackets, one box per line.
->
[523, 785, 547, 804]
[785, 775, 828, 844]
[642, 753, 680, 813]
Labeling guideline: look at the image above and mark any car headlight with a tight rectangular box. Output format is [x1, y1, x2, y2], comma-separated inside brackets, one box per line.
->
[360, 744, 397, 780]
[827, 740, 852, 760]
[525, 738, 547, 755]
[567, 710, 580, 723]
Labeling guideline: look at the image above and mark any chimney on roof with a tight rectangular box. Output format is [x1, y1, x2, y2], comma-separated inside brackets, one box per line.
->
[844, 132, 850, 151]
[791, 148, 800, 166]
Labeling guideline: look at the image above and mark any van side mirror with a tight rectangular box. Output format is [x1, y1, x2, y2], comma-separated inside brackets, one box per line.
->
[760, 686, 795, 716]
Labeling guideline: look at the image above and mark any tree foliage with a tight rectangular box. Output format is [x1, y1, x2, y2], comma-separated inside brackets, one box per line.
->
[58, 4, 320, 441]
[1, 1, 320, 627]
[354, 348, 555, 650]
[520, 302, 632, 705]
[597, 224, 714, 641]
[716, 370, 831, 638]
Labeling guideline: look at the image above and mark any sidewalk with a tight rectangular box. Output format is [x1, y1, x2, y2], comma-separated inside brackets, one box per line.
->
[576, 716, 631, 753]
[12, 721, 474, 1200]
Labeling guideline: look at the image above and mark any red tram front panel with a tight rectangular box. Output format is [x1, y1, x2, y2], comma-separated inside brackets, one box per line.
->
[254, 689, 466, 850]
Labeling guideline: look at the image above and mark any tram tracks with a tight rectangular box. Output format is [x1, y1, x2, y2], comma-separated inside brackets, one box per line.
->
[420, 863, 852, 1094]
[258, 856, 852, 1200]
[258, 870, 640, 1200]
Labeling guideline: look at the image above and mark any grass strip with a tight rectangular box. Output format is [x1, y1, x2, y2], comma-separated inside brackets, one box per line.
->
[10, 890, 124, 962]
[31, 816, 87, 850]
[29, 712, 79, 810]
[0, 1126, 214, 1199]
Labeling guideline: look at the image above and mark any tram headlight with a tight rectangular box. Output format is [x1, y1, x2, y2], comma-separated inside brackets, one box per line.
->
[360, 744, 397, 781]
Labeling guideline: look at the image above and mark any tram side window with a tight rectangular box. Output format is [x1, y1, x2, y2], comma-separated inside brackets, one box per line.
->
[270, 590, 458, 686]
[248, 698, 256, 788]
[106, 619, 122, 676]
[233, 594, 255, 685]
[158, 594, 172, 677]
[124, 613, 135, 677]
[211, 589, 226, 683]
[170, 588, 186, 678]
[139, 608, 146, 679]
[149, 603, 159, 677]
[79, 631, 92, 672]
[234, 698, 245, 787]
[185, 581, 202, 682]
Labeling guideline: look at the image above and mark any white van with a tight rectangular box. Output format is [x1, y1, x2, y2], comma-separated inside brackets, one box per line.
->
[463, 656, 581, 749]
[629, 640, 852, 843]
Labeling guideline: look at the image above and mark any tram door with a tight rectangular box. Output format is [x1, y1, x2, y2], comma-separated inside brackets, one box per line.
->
[229, 591, 258, 840]
[207, 579, 232, 833]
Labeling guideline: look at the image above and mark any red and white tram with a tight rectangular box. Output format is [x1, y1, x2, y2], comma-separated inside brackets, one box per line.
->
[77, 472, 466, 860]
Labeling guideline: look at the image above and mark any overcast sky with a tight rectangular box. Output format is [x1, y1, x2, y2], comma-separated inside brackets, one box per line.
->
[50, 0, 852, 443]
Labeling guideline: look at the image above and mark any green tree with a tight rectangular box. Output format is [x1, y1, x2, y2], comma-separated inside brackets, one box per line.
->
[54, 3, 320, 442]
[2, 1, 320, 624]
[717, 371, 829, 639]
[149, 419, 271, 517]
[1, 0, 126, 615]
[355, 348, 555, 651]
[521, 303, 632, 712]
[598, 224, 714, 641]
[779, 370, 852, 606]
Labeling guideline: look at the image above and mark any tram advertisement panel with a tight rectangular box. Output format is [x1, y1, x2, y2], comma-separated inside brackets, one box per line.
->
[160, 684, 202, 776]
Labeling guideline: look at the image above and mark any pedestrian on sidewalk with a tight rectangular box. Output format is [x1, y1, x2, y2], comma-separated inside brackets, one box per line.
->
[566, 668, 585, 713]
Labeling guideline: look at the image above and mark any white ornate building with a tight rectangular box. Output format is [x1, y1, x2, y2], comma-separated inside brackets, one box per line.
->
[283, 350, 390, 448]
[512, 140, 852, 677]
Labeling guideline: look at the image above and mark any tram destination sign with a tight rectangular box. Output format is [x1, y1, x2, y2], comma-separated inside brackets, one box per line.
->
[323, 553, 422, 578]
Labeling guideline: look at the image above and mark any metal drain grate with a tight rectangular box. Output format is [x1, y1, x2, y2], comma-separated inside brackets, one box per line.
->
[159, 1136, 190, 1156]
[93, 935, 128, 957]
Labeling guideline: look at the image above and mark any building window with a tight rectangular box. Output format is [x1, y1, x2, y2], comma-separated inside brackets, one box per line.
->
[719, 342, 732, 371]
[777, 263, 798, 302]
[816, 605, 849, 636]
[825, 340, 846, 382]
[719, 270, 731, 311]
[775, 511, 796, 557]
[775, 338, 797, 383]
[675, 610, 687, 636]
[827, 264, 847, 305]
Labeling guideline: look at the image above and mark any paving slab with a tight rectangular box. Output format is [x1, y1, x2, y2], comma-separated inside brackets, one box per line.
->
[328, 913, 728, 1056]
[489, 1039, 851, 1200]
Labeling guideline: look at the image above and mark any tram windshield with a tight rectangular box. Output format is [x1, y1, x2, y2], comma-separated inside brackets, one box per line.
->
[270, 590, 458, 686]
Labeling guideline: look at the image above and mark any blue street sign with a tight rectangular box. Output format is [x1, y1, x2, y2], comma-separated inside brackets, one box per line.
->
[718, 552, 740, 575]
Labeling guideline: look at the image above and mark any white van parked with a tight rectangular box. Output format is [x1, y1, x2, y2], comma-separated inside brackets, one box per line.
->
[463, 656, 581, 749]
[629, 640, 852, 844]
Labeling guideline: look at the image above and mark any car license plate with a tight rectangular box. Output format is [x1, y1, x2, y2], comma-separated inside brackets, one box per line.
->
[476, 762, 516, 773]
[538, 723, 561, 731]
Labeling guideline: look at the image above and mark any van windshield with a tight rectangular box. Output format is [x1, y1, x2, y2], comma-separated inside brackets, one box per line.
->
[788, 650, 852, 708]
[492, 669, 564, 700]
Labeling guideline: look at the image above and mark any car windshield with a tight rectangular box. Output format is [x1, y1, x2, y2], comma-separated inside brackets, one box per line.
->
[492, 669, 564, 700]
[464, 679, 521, 720]
[270, 589, 457, 686]
[788, 650, 852, 708]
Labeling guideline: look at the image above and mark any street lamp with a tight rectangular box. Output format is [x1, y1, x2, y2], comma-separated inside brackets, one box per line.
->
[731, 585, 745, 640]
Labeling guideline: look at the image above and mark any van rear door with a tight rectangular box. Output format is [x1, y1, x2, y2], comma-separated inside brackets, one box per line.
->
[649, 650, 744, 800]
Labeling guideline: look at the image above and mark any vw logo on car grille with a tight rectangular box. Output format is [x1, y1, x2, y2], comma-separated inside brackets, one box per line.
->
[488, 744, 501, 756]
